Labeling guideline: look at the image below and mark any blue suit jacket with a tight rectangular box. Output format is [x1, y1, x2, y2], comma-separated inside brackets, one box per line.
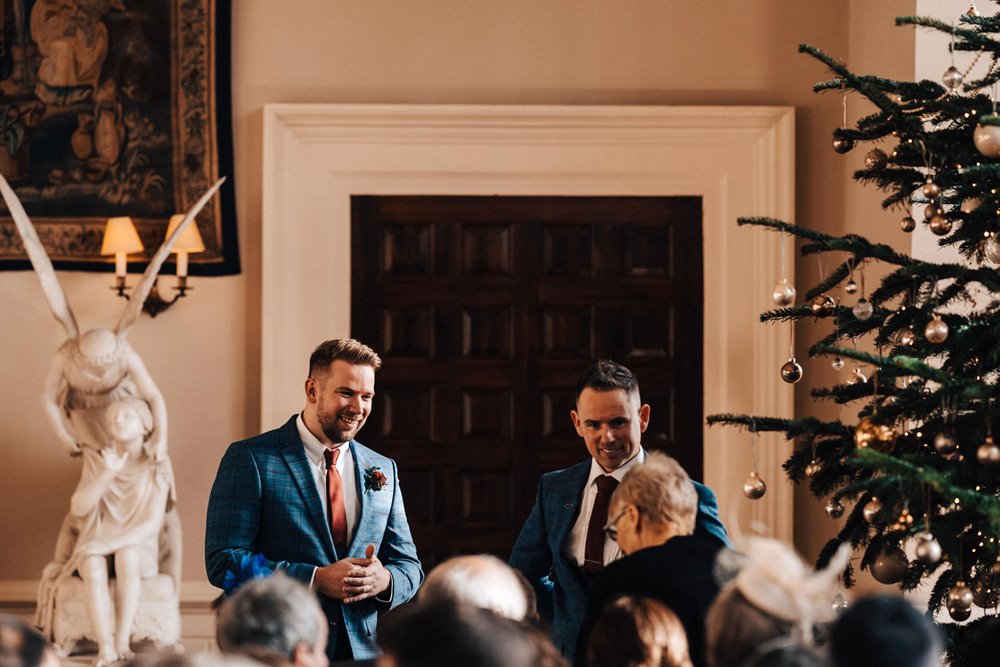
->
[508, 456, 729, 662]
[205, 416, 423, 660]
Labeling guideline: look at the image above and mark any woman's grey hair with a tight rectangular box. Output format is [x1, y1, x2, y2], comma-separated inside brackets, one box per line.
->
[613, 451, 697, 535]
[215, 572, 323, 661]
[418, 554, 530, 621]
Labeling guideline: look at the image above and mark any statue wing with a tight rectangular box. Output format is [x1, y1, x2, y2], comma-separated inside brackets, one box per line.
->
[0, 173, 79, 339]
[115, 177, 226, 336]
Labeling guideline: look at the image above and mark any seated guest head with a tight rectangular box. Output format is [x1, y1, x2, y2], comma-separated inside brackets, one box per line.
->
[418, 554, 531, 620]
[216, 573, 328, 667]
[0, 615, 59, 667]
[605, 451, 697, 556]
[829, 595, 940, 667]
[376, 600, 550, 667]
[706, 538, 847, 667]
[586, 596, 692, 667]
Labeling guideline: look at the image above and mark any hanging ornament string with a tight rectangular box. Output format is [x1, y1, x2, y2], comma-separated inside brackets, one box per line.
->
[743, 420, 767, 500]
[772, 233, 796, 306]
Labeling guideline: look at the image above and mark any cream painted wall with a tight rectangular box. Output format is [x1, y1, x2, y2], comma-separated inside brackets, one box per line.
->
[0, 1, 913, 587]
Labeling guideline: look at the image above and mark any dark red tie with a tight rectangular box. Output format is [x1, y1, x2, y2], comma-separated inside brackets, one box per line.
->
[324, 448, 348, 552]
[584, 475, 618, 575]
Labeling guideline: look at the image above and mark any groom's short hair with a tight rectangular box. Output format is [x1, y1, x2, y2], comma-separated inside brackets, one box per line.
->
[575, 359, 639, 402]
[308, 338, 382, 376]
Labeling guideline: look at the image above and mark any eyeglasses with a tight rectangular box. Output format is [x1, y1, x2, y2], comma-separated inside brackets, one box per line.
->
[602, 508, 628, 542]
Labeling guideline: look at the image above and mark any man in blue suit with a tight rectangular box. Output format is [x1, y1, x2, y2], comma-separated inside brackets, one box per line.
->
[509, 360, 728, 662]
[206, 339, 423, 662]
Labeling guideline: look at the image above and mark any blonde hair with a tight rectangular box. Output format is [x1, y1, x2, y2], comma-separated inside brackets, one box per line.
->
[587, 596, 692, 667]
[614, 451, 697, 535]
[308, 338, 381, 376]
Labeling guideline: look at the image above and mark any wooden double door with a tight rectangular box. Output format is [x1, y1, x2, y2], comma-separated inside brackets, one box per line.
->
[351, 195, 703, 567]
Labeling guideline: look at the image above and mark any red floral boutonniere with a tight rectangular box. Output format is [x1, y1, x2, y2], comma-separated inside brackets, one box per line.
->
[364, 465, 388, 493]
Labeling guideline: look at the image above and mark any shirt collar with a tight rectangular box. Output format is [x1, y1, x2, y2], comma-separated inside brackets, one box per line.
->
[587, 447, 645, 486]
[296, 412, 348, 466]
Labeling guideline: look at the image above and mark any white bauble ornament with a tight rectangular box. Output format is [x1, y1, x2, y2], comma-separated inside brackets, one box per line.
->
[974, 123, 1000, 157]
[772, 278, 796, 306]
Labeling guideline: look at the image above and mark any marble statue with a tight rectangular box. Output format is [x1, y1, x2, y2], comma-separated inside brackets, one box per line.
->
[0, 172, 224, 664]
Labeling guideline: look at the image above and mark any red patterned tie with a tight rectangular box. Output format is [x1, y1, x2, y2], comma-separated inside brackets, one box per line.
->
[584, 475, 619, 575]
[324, 448, 348, 552]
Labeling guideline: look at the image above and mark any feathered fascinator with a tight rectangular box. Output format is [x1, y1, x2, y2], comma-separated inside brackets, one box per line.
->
[221, 553, 274, 596]
[715, 537, 851, 641]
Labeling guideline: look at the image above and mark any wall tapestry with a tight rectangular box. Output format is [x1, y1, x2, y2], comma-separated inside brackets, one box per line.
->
[0, 0, 238, 274]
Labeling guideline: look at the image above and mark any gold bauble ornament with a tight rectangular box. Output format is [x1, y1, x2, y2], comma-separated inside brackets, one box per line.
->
[929, 214, 953, 236]
[825, 498, 845, 519]
[772, 278, 796, 306]
[914, 532, 942, 566]
[924, 315, 949, 344]
[947, 580, 974, 621]
[852, 298, 874, 321]
[809, 294, 836, 317]
[977, 436, 1000, 466]
[943, 65, 965, 91]
[864, 148, 889, 170]
[743, 471, 766, 500]
[896, 328, 917, 347]
[780, 358, 803, 384]
[844, 278, 858, 294]
[983, 234, 1000, 264]
[924, 203, 942, 221]
[900, 216, 916, 233]
[974, 122, 1000, 158]
[804, 459, 822, 478]
[854, 416, 897, 452]
[832, 135, 854, 154]
[934, 432, 958, 458]
[863, 497, 883, 524]
[871, 546, 908, 584]
[922, 179, 941, 199]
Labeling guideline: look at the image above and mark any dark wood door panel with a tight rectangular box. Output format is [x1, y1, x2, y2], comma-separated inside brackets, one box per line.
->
[352, 195, 703, 568]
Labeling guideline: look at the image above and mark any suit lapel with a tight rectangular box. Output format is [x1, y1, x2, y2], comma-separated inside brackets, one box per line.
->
[347, 441, 367, 558]
[278, 418, 335, 560]
[554, 460, 591, 543]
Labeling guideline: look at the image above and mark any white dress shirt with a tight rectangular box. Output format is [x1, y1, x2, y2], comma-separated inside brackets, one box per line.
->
[296, 412, 360, 547]
[563, 448, 646, 568]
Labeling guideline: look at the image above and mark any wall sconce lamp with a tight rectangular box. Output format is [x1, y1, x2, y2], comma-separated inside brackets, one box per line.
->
[100, 214, 205, 317]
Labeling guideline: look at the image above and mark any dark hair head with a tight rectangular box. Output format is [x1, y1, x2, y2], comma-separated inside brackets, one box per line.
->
[0, 614, 51, 667]
[587, 596, 692, 667]
[575, 359, 639, 403]
[377, 600, 541, 667]
[829, 595, 941, 667]
[308, 338, 382, 377]
[950, 616, 1000, 667]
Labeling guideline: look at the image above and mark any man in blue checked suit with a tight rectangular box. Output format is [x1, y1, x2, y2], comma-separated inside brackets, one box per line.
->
[206, 339, 422, 662]
[509, 360, 728, 663]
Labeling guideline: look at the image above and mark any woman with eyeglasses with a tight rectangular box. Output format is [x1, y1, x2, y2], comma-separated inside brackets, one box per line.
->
[575, 452, 727, 667]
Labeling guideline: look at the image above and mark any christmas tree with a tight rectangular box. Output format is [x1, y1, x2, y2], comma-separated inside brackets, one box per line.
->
[708, 2, 1000, 638]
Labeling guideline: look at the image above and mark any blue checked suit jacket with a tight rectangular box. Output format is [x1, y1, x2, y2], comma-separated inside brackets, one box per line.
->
[508, 455, 729, 663]
[205, 415, 423, 660]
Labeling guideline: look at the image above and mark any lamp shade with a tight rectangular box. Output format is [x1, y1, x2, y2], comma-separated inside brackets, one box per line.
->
[100, 216, 144, 255]
[165, 214, 205, 253]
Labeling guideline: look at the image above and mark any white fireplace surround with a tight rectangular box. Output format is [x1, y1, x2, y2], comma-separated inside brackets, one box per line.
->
[261, 104, 795, 541]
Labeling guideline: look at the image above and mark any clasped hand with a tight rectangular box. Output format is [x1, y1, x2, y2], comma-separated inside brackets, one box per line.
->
[314, 543, 390, 603]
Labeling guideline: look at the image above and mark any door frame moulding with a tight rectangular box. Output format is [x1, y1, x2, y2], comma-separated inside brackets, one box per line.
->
[262, 103, 796, 542]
